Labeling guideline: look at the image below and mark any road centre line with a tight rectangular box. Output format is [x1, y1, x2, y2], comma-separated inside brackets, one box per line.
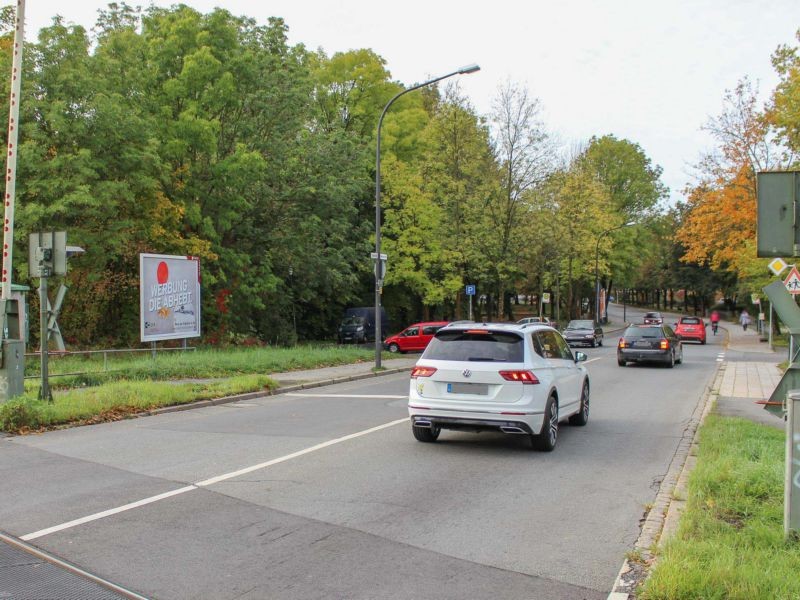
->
[21, 486, 197, 541]
[284, 393, 407, 399]
[20, 417, 409, 541]
[195, 418, 408, 486]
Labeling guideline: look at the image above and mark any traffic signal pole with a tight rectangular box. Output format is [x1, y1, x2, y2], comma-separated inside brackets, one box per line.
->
[38, 273, 51, 401]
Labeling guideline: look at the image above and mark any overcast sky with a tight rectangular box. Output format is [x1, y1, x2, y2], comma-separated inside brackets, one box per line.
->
[14, 0, 800, 203]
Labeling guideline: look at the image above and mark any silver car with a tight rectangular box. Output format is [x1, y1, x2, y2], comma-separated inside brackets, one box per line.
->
[407, 323, 590, 451]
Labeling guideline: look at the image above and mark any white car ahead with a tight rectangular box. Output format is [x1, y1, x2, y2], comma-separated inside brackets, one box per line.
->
[408, 322, 590, 451]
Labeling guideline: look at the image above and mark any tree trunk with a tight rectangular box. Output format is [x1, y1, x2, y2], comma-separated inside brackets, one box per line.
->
[566, 257, 574, 320]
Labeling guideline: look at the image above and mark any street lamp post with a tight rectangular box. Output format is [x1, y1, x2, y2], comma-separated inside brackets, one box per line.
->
[374, 64, 480, 369]
[594, 221, 635, 325]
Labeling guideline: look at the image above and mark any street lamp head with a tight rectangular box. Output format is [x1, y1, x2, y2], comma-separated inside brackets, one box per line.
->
[458, 63, 481, 74]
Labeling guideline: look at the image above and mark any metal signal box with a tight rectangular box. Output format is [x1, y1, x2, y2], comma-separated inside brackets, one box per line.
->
[0, 338, 24, 400]
[0, 298, 25, 402]
[758, 171, 800, 257]
[28, 231, 67, 277]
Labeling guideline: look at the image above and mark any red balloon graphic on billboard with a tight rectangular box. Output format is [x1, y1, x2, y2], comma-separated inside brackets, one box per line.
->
[157, 261, 169, 284]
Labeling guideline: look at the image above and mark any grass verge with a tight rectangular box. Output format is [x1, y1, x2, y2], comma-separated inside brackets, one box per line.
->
[2, 345, 387, 433]
[0, 375, 276, 433]
[639, 414, 800, 599]
[26, 345, 377, 382]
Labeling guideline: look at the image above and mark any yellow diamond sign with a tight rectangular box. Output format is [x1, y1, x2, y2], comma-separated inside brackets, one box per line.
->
[769, 257, 789, 276]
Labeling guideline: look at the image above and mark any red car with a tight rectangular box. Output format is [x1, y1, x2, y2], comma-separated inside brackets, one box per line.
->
[384, 321, 449, 353]
[674, 316, 706, 344]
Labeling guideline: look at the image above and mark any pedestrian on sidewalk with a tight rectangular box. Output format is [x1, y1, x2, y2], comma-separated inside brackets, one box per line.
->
[739, 309, 751, 331]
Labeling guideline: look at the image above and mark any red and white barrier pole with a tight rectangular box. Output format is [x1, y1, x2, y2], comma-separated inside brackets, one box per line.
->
[2, 0, 25, 300]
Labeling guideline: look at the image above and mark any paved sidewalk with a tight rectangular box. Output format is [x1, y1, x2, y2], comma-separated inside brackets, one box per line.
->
[725, 319, 777, 355]
[269, 356, 417, 385]
[703, 315, 786, 427]
[715, 323, 784, 429]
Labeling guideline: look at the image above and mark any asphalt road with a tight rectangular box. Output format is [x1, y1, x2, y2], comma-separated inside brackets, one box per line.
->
[0, 326, 723, 599]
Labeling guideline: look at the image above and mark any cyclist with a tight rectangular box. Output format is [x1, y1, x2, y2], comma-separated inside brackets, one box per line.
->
[709, 310, 721, 335]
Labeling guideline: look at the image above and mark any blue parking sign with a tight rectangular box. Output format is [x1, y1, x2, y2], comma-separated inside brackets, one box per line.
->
[465, 285, 476, 296]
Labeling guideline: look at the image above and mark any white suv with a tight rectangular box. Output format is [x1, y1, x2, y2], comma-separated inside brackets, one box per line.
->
[408, 323, 589, 451]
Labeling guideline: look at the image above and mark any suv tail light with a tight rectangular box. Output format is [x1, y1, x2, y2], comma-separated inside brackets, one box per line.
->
[660, 339, 670, 350]
[411, 366, 437, 378]
[499, 370, 540, 384]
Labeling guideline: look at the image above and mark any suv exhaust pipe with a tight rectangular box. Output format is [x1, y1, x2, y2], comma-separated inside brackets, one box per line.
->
[414, 419, 433, 429]
[500, 426, 527, 434]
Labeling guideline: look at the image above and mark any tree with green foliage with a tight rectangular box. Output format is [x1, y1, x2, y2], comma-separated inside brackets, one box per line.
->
[485, 81, 554, 318]
[579, 135, 668, 305]
[536, 163, 616, 319]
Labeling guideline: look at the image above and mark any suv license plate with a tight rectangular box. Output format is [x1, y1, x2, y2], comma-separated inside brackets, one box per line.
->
[448, 382, 489, 395]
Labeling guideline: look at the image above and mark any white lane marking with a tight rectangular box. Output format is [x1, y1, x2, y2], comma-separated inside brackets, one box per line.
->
[196, 418, 408, 487]
[21, 486, 197, 541]
[284, 393, 407, 399]
[20, 418, 409, 541]
[584, 357, 604, 364]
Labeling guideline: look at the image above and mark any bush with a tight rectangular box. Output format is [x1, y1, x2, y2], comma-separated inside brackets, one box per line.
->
[0, 398, 44, 432]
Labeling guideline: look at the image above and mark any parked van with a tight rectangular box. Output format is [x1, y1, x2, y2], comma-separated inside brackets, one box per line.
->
[383, 321, 449, 353]
[337, 307, 389, 344]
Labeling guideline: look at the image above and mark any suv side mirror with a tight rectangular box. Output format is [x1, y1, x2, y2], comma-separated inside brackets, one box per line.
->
[574, 351, 588, 363]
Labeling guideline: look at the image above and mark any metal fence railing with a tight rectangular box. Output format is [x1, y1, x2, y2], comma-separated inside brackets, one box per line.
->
[23, 346, 197, 379]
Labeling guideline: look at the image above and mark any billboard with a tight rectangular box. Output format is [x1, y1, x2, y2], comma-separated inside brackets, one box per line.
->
[140, 254, 201, 342]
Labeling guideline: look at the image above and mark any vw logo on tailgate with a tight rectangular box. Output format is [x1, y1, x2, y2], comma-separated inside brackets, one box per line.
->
[462, 369, 472, 378]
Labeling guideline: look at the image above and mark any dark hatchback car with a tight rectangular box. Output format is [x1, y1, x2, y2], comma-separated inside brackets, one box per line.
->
[562, 319, 604, 347]
[618, 325, 683, 367]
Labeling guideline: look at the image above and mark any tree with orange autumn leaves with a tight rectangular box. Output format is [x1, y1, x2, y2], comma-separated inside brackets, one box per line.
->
[677, 75, 794, 297]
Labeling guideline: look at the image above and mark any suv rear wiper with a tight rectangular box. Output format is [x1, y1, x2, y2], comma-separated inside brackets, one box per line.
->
[467, 357, 502, 361]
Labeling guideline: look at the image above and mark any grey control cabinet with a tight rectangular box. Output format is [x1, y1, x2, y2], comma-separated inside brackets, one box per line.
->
[0, 339, 24, 400]
[0, 294, 28, 403]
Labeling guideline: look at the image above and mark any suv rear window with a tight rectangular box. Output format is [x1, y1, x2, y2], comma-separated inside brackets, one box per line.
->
[423, 330, 524, 362]
[623, 326, 664, 338]
[680, 317, 701, 324]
